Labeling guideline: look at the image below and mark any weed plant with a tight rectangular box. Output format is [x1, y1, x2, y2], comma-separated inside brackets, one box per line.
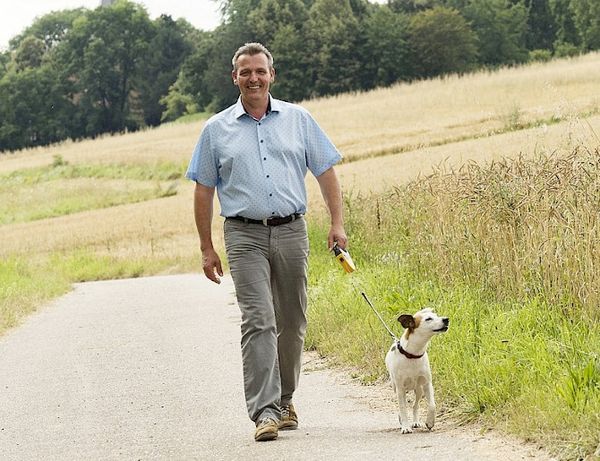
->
[307, 146, 600, 459]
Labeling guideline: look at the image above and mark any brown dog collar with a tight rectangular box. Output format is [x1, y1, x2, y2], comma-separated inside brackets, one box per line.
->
[397, 341, 424, 359]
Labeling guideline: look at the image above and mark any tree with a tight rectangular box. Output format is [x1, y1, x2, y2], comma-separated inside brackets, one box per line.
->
[9, 9, 87, 51]
[524, 0, 557, 50]
[57, 0, 154, 136]
[270, 24, 311, 101]
[363, 5, 412, 87]
[14, 36, 46, 71]
[0, 51, 10, 79]
[305, 0, 362, 96]
[0, 65, 74, 151]
[247, 0, 309, 47]
[408, 6, 479, 77]
[548, 0, 581, 48]
[389, 0, 441, 13]
[463, 0, 529, 66]
[570, 0, 600, 50]
[136, 16, 195, 126]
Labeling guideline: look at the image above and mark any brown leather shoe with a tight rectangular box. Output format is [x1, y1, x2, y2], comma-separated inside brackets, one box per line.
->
[255, 417, 278, 441]
[279, 403, 298, 430]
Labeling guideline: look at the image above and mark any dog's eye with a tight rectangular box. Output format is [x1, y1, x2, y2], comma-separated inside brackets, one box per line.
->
[425, 317, 433, 322]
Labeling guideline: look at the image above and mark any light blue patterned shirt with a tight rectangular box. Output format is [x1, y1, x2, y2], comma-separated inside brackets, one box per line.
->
[186, 95, 342, 220]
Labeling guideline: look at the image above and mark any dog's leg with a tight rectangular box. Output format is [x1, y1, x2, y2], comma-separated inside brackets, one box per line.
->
[424, 382, 436, 430]
[412, 385, 424, 429]
[395, 386, 412, 434]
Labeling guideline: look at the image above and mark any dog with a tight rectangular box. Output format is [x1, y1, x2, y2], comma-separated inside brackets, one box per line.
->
[385, 308, 449, 434]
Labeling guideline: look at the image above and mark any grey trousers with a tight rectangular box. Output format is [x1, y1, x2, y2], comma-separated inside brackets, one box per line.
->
[223, 217, 309, 423]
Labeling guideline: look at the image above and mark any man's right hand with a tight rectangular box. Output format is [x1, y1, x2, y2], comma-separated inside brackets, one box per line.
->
[202, 248, 223, 284]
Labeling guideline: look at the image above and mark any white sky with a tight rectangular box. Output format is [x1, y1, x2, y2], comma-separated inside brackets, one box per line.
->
[0, 0, 223, 51]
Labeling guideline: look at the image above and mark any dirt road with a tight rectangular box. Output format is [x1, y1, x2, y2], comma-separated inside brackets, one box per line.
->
[0, 274, 554, 460]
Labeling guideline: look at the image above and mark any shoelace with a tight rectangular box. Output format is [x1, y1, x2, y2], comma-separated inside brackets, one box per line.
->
[258, 417, 277, 426]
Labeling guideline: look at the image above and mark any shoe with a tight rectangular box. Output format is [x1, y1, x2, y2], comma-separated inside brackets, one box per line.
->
[255, 417, 278, 442]
[279, 403, 298, 430]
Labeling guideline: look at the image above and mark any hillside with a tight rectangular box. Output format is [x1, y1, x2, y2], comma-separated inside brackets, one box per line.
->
[1, 53, 599, 261]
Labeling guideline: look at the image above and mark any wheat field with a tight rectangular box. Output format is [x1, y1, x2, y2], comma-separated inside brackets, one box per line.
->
[0, 53, 599, 263]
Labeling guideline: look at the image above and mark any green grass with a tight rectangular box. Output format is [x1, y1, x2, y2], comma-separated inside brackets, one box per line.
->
[0, 250, 194, 336]
[173, 112, 212, 124]
[0, 257, 70, 335]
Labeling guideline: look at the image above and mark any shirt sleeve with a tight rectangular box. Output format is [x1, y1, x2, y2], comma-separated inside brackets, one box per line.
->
[303, 112, 342, 177]
[185, 123, 218, 187]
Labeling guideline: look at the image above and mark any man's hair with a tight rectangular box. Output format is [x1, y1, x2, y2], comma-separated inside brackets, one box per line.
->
[232, 42, 274, 71]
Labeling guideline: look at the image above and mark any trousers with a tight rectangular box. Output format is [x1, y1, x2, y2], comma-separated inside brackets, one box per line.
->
[223, 216, 309, 422]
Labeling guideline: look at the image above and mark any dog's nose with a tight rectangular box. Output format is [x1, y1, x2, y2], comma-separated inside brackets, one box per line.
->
[443, 318, 449, 326]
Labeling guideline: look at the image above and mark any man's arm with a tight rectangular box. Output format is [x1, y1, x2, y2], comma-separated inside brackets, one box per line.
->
[315, 167, 348, 250]
[193, 182, 223, 284]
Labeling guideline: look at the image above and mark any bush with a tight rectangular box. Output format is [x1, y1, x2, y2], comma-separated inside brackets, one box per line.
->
[528, 49, 552, 62]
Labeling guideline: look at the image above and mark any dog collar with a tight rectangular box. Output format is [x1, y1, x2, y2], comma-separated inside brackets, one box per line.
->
[397, 341, 424, 359]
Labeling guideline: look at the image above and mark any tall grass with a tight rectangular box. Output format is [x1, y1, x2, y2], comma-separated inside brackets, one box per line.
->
[307, 145, 600, 459]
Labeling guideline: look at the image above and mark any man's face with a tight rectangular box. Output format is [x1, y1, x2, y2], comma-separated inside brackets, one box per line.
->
[232, 52, 275, 105]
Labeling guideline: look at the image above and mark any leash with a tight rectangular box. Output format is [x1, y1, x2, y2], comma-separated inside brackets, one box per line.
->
[332, 243, 400, 342]
[360, 291, 399, 342]
[361, 291, 425, 359]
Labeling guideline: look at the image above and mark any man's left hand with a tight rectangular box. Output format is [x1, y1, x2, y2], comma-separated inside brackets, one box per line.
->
[328, 225, 348, 251]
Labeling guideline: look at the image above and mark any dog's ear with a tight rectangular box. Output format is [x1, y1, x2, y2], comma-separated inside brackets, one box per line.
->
[398, 314, 416, 329]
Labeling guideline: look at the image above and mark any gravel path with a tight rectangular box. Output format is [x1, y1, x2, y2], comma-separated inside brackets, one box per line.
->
[0, 274, 555, 460]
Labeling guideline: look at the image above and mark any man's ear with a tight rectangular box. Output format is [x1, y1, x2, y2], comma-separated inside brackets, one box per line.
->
[232, 70, 238, 86]
[398, 314, 415, 330]
[270, 67, 276, 83]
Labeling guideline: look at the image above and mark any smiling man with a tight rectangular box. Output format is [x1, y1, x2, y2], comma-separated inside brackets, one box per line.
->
[186, 42, 347, 442]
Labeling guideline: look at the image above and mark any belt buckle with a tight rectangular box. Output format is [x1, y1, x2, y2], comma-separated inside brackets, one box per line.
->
[262, 218, 269, 226]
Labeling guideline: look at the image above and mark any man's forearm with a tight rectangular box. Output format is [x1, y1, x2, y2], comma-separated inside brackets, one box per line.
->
[193, 183, 216, 251]
[316, 167, 344, 226]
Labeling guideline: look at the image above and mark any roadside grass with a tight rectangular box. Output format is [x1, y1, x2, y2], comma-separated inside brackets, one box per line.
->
[0, 250, 197, 336]
[306, 145, 600, 460]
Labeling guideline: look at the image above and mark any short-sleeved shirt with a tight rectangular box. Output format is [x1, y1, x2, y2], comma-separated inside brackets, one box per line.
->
[185, 95, 342, 220]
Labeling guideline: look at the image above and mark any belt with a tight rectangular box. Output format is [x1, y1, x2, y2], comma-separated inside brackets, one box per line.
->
[228, 213, 302, 227]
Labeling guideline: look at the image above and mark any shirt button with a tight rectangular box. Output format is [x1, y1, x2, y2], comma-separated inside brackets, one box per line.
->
[263, 157, 266, 161]
[269, 193, 273, 197]
[260, 140, 264, 143]
[266, 175, 270, 178]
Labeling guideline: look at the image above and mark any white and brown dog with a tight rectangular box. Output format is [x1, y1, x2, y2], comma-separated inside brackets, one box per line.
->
[385, 308, 449, 434]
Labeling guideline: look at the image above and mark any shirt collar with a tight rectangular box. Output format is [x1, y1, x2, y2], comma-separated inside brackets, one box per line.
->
[234, 94, 281, 119]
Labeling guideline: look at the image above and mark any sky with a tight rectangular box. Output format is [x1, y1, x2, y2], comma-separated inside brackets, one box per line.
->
[0, 0, 223, 50]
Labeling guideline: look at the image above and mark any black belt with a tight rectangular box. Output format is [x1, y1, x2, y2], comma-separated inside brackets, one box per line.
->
[228, 213, 302, 226]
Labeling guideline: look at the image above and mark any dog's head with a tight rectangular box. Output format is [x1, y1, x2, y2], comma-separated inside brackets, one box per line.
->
[397, 308, 449, 339]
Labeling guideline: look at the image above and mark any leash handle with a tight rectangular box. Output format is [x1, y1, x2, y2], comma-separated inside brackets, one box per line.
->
[361, 292, 398, 341]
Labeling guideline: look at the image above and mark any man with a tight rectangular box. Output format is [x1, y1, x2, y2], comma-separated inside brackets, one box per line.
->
[186, 42, 347, 442]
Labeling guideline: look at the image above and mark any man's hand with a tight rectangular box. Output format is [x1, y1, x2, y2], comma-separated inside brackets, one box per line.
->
[328, 225, 348, 251]
[202, 248, 223, 284]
